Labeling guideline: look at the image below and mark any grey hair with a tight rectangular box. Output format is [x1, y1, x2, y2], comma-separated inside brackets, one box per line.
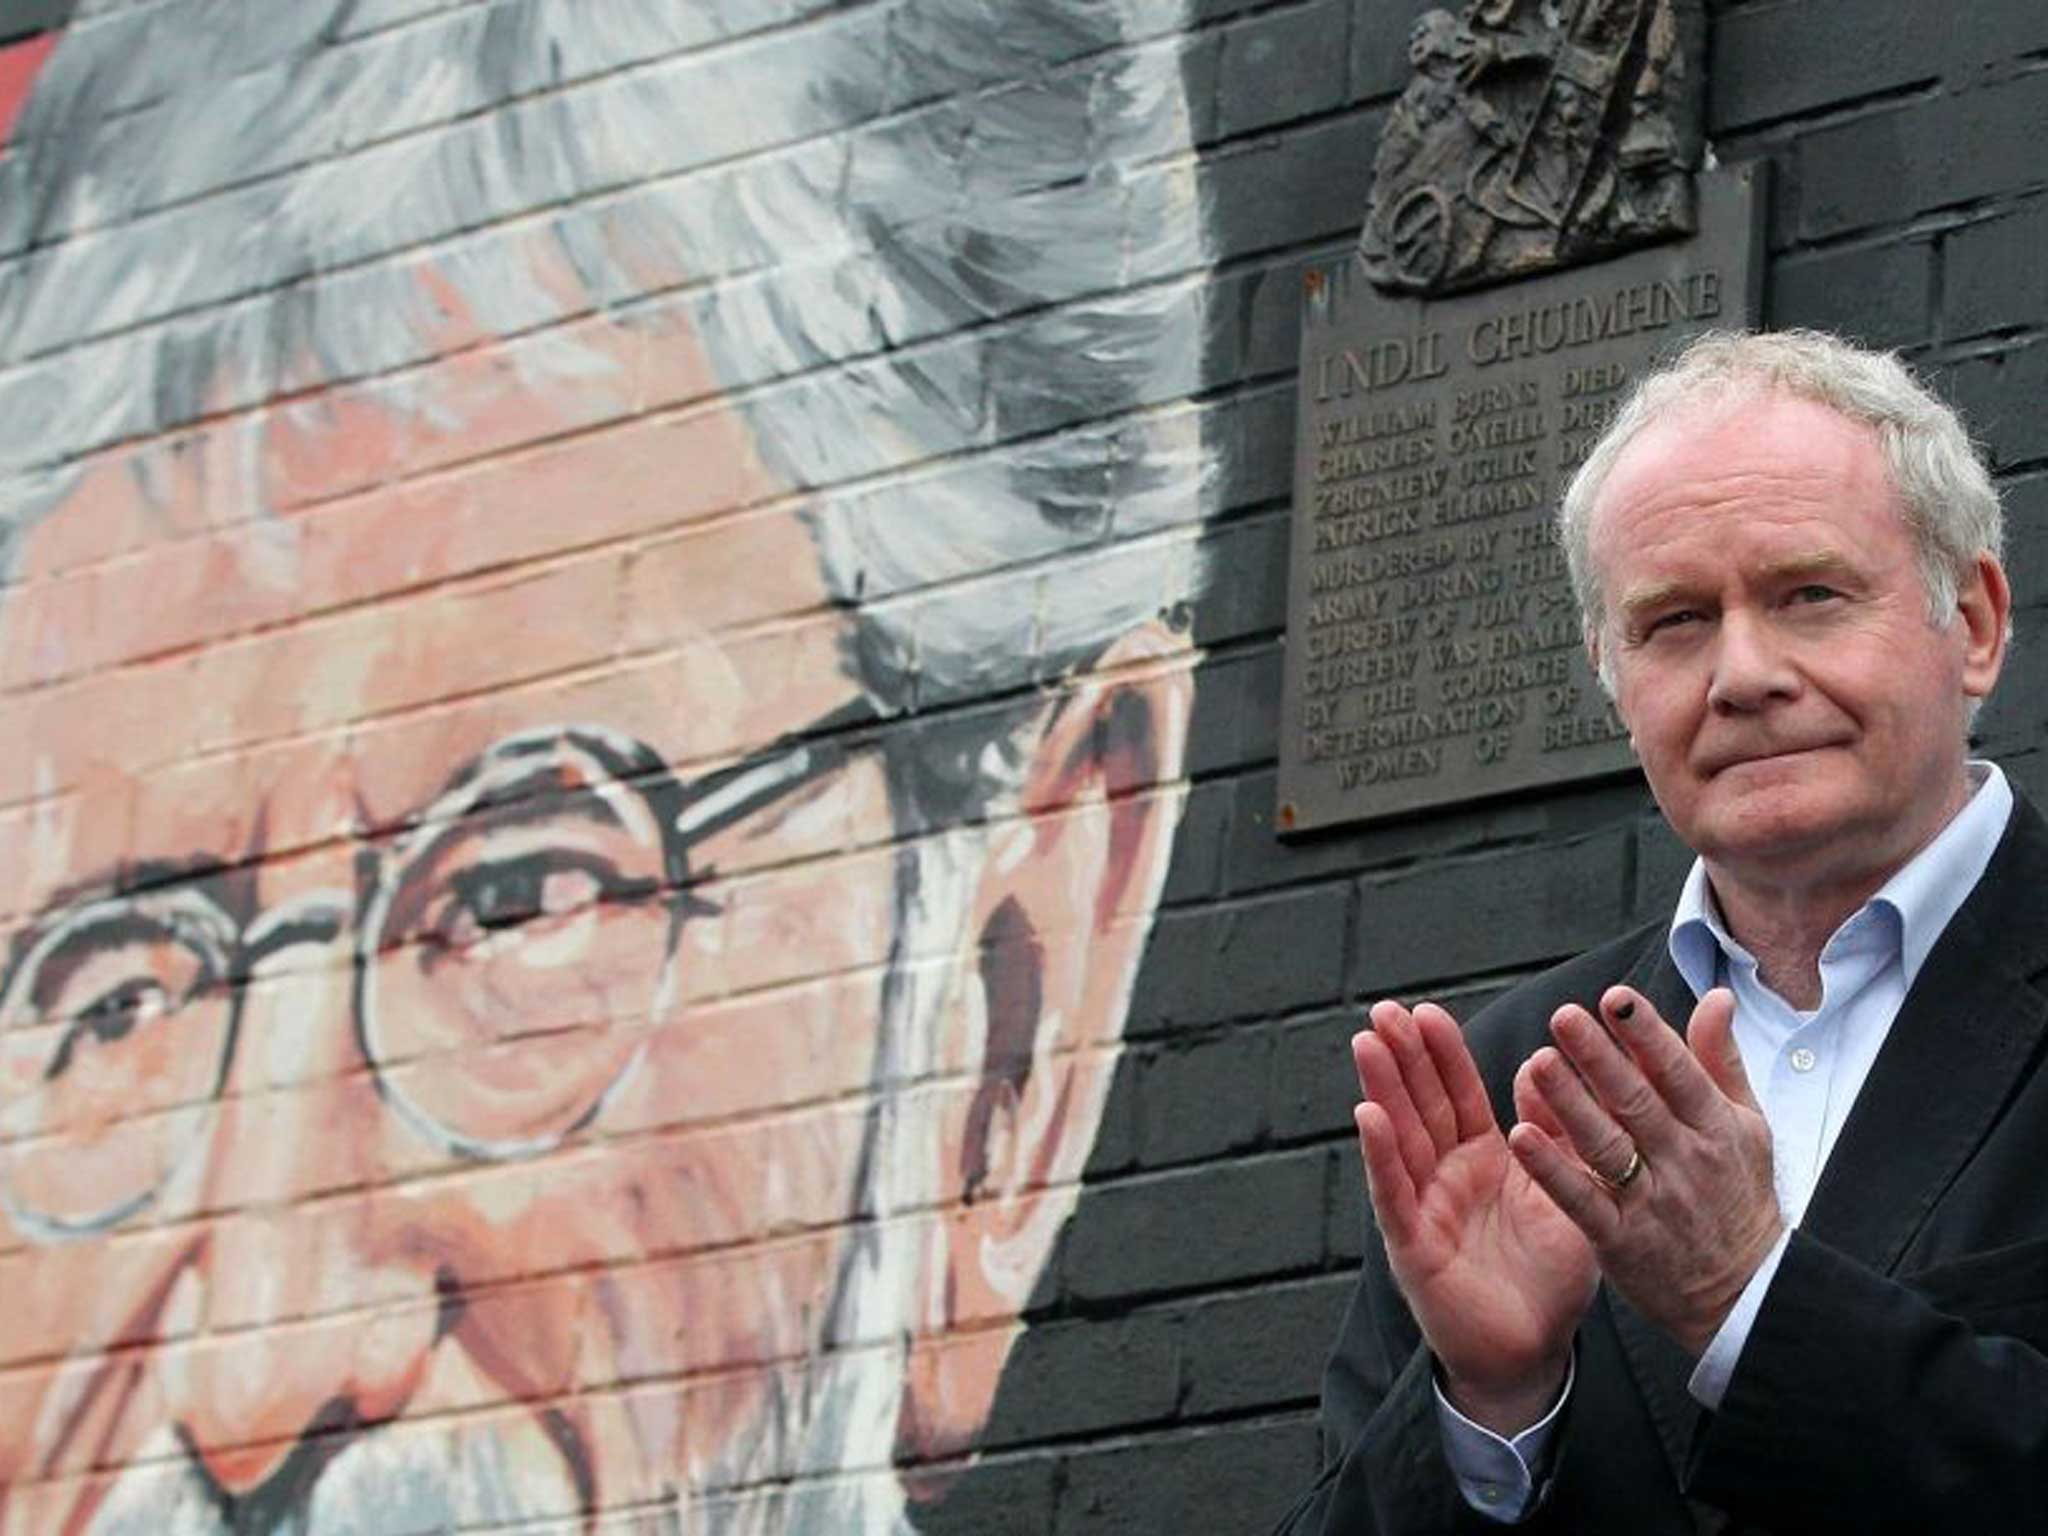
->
[1558, 328, 2003, 674]
[0, 0, 1212, 816]
[0, 2, 1211, 1520]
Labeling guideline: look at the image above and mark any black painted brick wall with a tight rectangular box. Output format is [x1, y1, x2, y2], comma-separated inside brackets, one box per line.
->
[920, 3, 2048, 1528]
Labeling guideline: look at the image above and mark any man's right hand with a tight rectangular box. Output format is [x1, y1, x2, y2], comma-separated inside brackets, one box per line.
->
[1354, 1001, 1598, 1435]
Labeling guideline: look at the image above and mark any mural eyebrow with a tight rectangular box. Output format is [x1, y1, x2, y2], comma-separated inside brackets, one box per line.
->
[0, 855, 238, 1004]
[25, 910, 210, 1013]
[421, 729, 675, 835]
[461, 767, 630, 832]
[47, 856, 235, 908]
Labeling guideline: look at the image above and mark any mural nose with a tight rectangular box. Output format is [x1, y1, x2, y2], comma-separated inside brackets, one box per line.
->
[168, 913, 440, 1493]
[168, 1170, 442, 1495]
[168, 1234, 441, 1496]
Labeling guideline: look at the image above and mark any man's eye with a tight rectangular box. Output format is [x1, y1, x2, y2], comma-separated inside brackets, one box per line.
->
[1645, 609, 1702, 635]
[1788, 584, 1840, 605]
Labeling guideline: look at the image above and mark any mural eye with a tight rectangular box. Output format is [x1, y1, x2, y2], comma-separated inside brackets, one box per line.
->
[25, 920, 223, 1092]
[47, 976, 173, 1079]
[428, 853, 654, 957]
[0, 893, 238, 1234]
[362, 769, 681, 1158]
[447, 855, 552, 935]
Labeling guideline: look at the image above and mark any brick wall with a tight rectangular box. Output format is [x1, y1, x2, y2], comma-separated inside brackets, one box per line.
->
[0, 2, 2042, 1532]
[933, 2, 2048, 1530]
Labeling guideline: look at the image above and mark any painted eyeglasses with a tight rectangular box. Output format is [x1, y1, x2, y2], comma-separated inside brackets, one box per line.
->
[0, 706, 871, 1241]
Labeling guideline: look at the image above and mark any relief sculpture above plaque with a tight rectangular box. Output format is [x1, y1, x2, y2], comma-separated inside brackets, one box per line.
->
[1362, 0, 1704, 295]
[1279, 0, 1756, 836]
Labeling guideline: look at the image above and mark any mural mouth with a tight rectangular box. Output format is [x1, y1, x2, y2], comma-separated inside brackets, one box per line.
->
[74, 1398, 592, 1535]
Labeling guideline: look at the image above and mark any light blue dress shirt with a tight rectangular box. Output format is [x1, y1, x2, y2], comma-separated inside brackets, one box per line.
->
[1435, 763, 2013, 1519]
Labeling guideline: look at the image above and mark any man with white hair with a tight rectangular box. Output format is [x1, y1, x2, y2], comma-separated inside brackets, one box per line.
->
[0, 4, 1212, 1531]
[1278, 329, 2048, 1533]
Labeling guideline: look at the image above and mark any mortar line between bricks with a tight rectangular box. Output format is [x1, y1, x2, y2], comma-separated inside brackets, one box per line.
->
[929, 1402, 1327, 1477]
[1352, 820, 1639, 886]
[0, 229, 1219, 458]
[1204, 233, 1356, 285]
[2, 1, 934, 263]
[962, 1402, 1324, 1463]
[9, 348, 1275, 607]
[1062, 1266, 1366, 1326]
[1202, 93, 1384, 158]
[1187, 0, 1327, 33]
[1776, 193, 2048, 263]
[1221, 840, 1616, 906]
[1708, 76, 1941, 145]
[1911, 331, 2048, 371]
[2, 133, 1223, 393]
[0, 392, 1231, 698]
[1357, 959, 1586, 1005]
[2, 1331, 963, 1489]
[0, 1169, 1136, 1374]
[11, 741, 1198, 914]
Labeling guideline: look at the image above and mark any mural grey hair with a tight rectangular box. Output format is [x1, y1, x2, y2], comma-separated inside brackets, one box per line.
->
[0, 0, 1213, 818]
[1558, 328, 2004, 689]
[0, 6, 1212, 1526]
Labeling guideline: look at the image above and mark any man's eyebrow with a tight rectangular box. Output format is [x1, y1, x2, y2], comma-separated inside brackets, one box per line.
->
[1755, 549, 1860, 584]
[1615, 550, 1862, 622]
[1614, 578, 1697, 622]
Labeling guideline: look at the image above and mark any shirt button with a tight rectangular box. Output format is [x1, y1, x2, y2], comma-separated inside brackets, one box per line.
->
[1790, 1046, 1817, 1073]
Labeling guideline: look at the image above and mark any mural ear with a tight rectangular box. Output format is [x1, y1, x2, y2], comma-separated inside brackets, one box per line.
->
[895, 620, 1192, 1479]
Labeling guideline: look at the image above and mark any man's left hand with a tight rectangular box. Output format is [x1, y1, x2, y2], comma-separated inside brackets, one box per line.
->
[1506, 985, 1783, 1357]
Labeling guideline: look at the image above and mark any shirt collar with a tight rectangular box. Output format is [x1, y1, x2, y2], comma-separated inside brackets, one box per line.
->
[1669, 761, 2012, 999]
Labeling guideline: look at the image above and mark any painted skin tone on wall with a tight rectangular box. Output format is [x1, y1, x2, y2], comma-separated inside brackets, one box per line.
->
[0, 300, 1192, 1533]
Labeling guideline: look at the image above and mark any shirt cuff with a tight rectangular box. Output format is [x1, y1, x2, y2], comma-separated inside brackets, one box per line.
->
[1688, 1226, 1792, 1411]
[1432, 1350, 1575, 1523]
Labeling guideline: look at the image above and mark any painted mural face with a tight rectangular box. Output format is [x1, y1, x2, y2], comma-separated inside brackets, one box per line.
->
[0, 7, 1207, 1532]
[0, 311, 1192, 1534]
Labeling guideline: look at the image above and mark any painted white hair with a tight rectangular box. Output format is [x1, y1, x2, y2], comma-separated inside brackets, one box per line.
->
[0, 1, 1212, 1523]
[0, 0, 1213, 808]
[1558, 328, 2004, 665]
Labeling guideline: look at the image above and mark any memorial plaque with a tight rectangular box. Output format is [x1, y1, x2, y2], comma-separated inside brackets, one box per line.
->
[1277, 163, 1763, 834]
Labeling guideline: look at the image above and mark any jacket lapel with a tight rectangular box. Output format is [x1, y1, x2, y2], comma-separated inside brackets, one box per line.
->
[1799, 793, 2048, 1272]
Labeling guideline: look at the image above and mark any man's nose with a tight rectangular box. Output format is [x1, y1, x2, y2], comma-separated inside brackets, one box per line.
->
[167, 893, 440, 1493]
[1705, 609, 1801, 713]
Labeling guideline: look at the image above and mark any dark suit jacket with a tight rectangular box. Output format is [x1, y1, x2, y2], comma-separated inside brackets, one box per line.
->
[1274, 793, 2048, 1535]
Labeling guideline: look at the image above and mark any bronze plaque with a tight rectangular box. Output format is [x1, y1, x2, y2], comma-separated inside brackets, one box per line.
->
[1277, 163, 1763, 834]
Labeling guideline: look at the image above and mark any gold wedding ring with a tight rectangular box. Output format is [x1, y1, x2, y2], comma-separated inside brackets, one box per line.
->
[1591, 1146, 1644, 1194]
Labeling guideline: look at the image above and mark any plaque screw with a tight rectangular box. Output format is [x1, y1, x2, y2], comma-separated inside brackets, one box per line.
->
[1279, 801, 1299, 831]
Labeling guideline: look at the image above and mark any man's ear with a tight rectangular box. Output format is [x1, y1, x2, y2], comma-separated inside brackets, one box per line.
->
[1959, 550, 2011, 701]
[894, 620, 1192, 1480]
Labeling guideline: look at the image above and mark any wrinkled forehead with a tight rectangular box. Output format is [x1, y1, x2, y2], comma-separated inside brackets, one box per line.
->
[0, 393, 856, 917]
[1589, 389, 1894, 541]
